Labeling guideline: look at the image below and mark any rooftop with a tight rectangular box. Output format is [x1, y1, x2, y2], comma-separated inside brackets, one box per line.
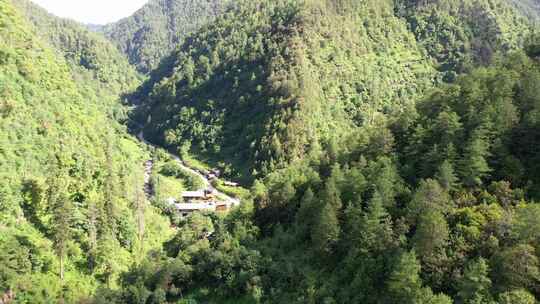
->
[182, 190, 206, 198]
[174, 202, 216, 211]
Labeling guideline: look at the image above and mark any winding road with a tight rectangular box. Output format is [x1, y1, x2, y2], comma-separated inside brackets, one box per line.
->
[137, 130, 241, 206]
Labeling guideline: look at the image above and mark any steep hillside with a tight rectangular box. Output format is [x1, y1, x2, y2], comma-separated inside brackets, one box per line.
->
[104, 35, 540, 304]
[13, 0, 141, 115]
[509, 0, 540, 20]
[102, 0, 227, 73]
[0, 0, 172, 301]
[396, 0, 530, 81]
[135, 0, 529, 182]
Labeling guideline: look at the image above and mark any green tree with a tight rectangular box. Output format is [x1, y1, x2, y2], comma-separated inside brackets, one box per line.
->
[87, 189, 100, 270]
[413, 210, 449, 261]
[409, 179, 452, 220]
[296, 187, 317, 239]
[355, 191, 394, 252]
[311, 200, 340, 255]
[0, 235, 32, 292]
[386, 250, 423, 304]
[498, 289, 536, 304]
[47, 155, 74, 299]
[457, 258, 492, 304]
[323, 174, 343, 211]
[371, 157, 401, 209]
[436, 160, 459, 192]
[492, 244, 540, 292]
[460, 131, 491, 187]
[514, 204, 540, 243]
[412, 209, 450, 289]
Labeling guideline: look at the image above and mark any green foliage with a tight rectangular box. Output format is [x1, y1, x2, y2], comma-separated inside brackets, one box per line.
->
[413, 210, 449, 262]
[120, 45, 540, 303]
[387, 250, 424, 303]
[4, 0, 540, 303]
[396, 0, 530, 81]
[159, 159, 205, 190]
[509, 0, 540, 20]
[311, 200, 340, 255]
[436, 160, 459, 192]
[133, 0, 531, 184]
[134, 0, 437, 181]
[0, 0, 172, 301]
[498, 289, 536, 304]
[13, 0, 141, 108]
[491, 244, 540, 292]
[457, 258, 492, 304]
[400, 50, 540, 196]
[102, 0, 228, 73]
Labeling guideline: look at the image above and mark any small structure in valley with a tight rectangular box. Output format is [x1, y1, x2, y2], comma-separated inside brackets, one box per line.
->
[176, 202, 216, 217]
[182, 190, 207, 201]
[181, 189, 216, 202]
[165, 188, 231, 217]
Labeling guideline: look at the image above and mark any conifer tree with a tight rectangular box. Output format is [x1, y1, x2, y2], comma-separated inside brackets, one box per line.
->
[322, 176, 342, 211]
[460, 131, 491, 187]
[409, 179, 452, 220]
[361, 191, 394, 252]
[413, 210, 449, 261]
[296, 187, 317, 238]
[311, 201, 340, 255]
[103, 132, 118, 235]
[498, 289, 536, 304]
[457, 258, 492, 304]
[87, 189, 99, 270]
[436, 160, 459, 192]
[386, 250, 423, 304]
[47, 153, 74, 299]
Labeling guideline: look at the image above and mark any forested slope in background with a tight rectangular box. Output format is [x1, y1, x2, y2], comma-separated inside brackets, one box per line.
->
[510, 0, 540, 20]
[101, 0, 228, 74]
[0, 0, 172, 301]
[100, 1, 540, 302]
[133, 0, 530, 183]
[396, 0, 530, 79]
[13, 0, 141, 111]
[102, 31, 540, 304]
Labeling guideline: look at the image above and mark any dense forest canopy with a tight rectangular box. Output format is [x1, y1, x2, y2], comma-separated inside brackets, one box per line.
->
[13, 0, 141, 94]
[104, 46, 540, 304]
[101, 0, 228, 74]
[0, 0, 171, 301]
[509, 0, 540, 20]
[2, 0, 540, 303]
[134, 0, 531, 182]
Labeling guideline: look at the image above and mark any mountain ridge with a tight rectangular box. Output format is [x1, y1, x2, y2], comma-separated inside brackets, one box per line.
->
[101, 0, 228, 73]
[133, 0, 530, 181]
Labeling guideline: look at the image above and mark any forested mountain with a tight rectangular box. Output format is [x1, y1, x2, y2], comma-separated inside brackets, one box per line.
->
[134, 0, 530, 182]
[509, 0, 540, 20]
[0, 0, 171, 301]
[102, 0, 540, 303]
[102, 1, 540, 304]
[101, 0, 228, 73]
[396, 0, 529, 79]
[4, 0, 540, 303]
[13, 0, 141, 103]
[104, 35, 540, 304]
